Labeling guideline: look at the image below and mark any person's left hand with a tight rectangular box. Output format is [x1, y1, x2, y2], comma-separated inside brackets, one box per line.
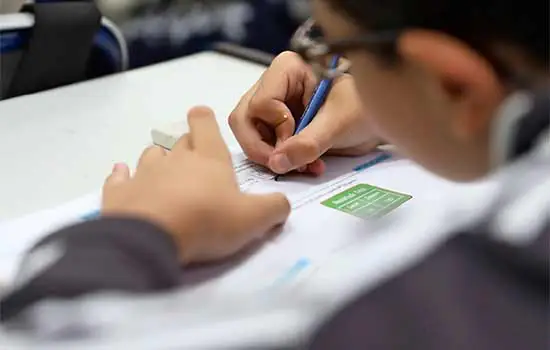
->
[101, 106, 291, 264]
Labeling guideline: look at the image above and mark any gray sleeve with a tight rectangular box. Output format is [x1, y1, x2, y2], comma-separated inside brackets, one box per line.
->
[1, 217, 181, 322]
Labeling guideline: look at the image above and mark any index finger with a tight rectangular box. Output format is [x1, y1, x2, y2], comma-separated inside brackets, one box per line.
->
[229, 104, 274, 166]
[186, 106, 231, 163]
[171, 133, 192, 154]
[249, 53, 317, 141]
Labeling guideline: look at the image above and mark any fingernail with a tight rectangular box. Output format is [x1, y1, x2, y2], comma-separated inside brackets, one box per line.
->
[113, 163, 125, 172]
[297, 166, 307, 173]
[269, 154, 292, 173]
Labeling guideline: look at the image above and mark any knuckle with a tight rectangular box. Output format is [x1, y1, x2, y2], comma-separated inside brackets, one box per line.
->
[243, 146, 268, 165]
[143, 145, 158, 155]
[103, 174, 121, 193]
[279, 193, 291, 213]
[247, 96, 267, 116]
[140, 145, 161, 162]
[298, 137, 322, 158]
[274, 51, 303, 66]
[228, 111, 239, 128]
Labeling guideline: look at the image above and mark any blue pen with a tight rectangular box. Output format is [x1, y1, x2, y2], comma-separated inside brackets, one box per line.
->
[274, 55, 340, 181]
[295, 55, 341, 133]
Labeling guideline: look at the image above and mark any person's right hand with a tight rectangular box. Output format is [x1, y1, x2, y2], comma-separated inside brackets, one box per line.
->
[229, 51, 381, 175]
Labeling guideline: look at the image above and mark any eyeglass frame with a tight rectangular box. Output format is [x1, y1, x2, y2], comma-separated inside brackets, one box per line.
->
[290, 19, 401, 80]
[290, 19, 523, 87]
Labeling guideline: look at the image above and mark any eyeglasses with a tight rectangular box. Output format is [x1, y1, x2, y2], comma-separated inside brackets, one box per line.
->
[290, 19, 400, 79]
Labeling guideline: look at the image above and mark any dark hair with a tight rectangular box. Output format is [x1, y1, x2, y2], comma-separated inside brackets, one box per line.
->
[324, 0, 549, 78]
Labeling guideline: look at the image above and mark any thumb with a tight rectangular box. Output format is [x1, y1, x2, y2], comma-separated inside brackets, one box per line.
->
[268, 131, 329, 174]
[237, 193, 291, 237]
[104, 163, 130, 190]
[268, 101, 345, 174]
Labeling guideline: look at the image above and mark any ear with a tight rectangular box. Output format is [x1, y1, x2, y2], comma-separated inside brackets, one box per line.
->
[398, 30, 504, 140]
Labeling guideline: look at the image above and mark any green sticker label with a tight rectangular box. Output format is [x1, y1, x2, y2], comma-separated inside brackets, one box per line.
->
[322, 184, 412, 219]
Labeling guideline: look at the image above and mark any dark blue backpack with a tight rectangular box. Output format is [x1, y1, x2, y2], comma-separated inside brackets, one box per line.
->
[0, 0, 127, 99]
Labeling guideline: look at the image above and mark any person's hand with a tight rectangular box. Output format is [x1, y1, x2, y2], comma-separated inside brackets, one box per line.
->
[101, 107, 290, 264]
[229, 51, 381, 176]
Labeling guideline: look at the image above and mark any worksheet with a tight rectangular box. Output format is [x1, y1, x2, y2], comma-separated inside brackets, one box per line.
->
[0, 150, 459, 294]
[0, 150, 500, 349]
[175, 150, 456, 296]
[233, 151, 409, 212]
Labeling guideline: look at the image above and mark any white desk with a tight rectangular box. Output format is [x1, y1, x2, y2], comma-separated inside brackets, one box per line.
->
[0, 52, 265, 220]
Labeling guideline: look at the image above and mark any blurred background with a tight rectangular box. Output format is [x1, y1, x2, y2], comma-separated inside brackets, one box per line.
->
[96, 0, 311, 68]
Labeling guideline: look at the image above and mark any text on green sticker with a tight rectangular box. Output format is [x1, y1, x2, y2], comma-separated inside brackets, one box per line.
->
[322, 183, 412, 219]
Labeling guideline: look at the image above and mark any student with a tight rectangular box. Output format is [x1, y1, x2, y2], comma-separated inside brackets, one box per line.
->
[1, 0, 548, 349]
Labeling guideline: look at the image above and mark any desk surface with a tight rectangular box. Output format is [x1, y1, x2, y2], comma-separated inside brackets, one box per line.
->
[0, 52, 265, 220]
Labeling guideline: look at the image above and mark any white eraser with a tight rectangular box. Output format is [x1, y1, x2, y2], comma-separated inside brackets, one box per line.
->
[151, 121, 188, 150]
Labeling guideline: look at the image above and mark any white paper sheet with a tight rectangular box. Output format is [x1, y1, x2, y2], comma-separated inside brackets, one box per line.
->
[177, 151, 466, 297]
[0, 193, 101, 288]
[0, 151, 463, 293]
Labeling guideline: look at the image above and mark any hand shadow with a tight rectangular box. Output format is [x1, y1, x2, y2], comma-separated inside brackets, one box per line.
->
[177, 150, 404, 287]
[277, 150, 404, 186]
[178, 225, 284, 287]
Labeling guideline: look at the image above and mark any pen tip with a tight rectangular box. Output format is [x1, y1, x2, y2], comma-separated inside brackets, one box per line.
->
[274, 175, 280, 182]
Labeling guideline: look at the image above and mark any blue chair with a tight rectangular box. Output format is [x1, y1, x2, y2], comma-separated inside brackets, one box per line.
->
[0, 0, 128, 99]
